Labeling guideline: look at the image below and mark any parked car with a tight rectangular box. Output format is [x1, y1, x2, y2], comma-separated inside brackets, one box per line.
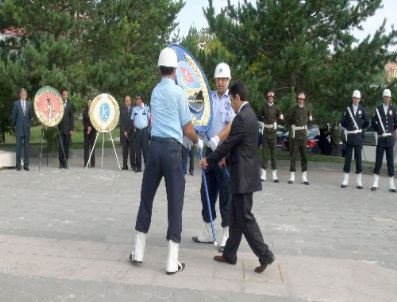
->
[281, 125, 321, 153]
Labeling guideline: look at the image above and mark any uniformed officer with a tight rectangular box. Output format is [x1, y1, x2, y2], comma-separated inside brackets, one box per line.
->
[370, 89, 397, 192]
[192, 62, 235, 252]
[131, 94, 150, 172]
[288, 92, 312, 185]
[340, 90, 369, 189]
[130, 47, 203, 275]
[258, 91, 284, 182]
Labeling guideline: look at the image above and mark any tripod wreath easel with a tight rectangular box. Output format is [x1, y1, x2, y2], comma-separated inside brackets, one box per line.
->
[85, 93, 121, 171]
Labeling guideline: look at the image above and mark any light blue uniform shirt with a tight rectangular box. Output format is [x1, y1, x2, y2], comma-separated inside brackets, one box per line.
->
[131, 104, 150, 129]
[150, 77, 192, 144]
[206, 90, 236, 143]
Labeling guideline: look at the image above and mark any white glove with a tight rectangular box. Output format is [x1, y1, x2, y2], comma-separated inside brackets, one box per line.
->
[209, 135, 220, 151]
[183, 136, 193, 149]
[309, 115, 313, 122]
[279, 114, 284, 120]
[197, 138, 204, 151]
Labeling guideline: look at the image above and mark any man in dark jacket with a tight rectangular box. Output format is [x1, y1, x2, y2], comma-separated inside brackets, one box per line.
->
[12, 88, 32, 171]
[340, 90, 369, 189]
[57, 89, 74, 168]
[120, 95, 136, 170]
[83, 99, 97, 168]
[199, 81, 275, 273]
[370, 89, 397, 192]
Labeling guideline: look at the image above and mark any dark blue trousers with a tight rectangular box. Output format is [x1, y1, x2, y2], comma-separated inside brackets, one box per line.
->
[135, 138, 185, 243]
[16, 135, 30, 168]
[181, 146, 194, 174]
[200, 148, 231, 228]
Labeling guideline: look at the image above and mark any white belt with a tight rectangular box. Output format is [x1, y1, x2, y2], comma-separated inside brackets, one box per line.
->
[264, 124, 275, 129]
[346, 129, 362, 134]
[295, 126, 307, 131]
[380, 133, 392, 137]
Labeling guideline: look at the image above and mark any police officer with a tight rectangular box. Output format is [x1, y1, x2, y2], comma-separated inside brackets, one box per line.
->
[288, 92, 312, 185]
[130, 47, 203, 275]
[258, 91, 284, 182]
[192, 62, 235, 252]
[131, 94, 150, 172]
[370, 89, 397, 192]
[340, 90, 369, 189]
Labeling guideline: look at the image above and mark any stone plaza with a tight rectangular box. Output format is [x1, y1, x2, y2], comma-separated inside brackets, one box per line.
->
[0, 150, 396, 301]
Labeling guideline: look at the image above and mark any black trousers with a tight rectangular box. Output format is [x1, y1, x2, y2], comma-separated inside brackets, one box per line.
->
[200, 148, 231, 228]
[134, 128, 149, 171]
[223, 193, 274, 266]
[135, 138, 185, 243]
[84, 131, 96, 167]
[182, 146, 194, 174]
[59, 132, 71, 167]
[16, 135, 30, 168]
[343, 144, 362, 173]
[121, 134, 136, 169]
[374, 142, 394, 176]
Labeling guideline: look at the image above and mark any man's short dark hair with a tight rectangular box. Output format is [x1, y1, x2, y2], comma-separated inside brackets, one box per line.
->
[61, 89, 68, 94]
[229, 81, 248, 102]
[160, 66, 175, 76]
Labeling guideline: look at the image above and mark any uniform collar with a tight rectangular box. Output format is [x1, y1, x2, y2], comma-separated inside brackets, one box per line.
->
[212, 89, 229, 100]
[161, 77, 175, 85]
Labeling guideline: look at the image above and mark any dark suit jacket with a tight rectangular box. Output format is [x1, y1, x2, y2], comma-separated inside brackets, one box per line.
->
[120, 106, 134, 139]
[82, 106, 97, 134]
[341, 104, 369, 145]
[207, 103, 262, 194]
[12, 100, 32, 137]
[58, 100, 74, 134]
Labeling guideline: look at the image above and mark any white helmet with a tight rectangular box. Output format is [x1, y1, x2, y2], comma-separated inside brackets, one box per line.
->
[352, 90, 361, 99]
[158, 47, 178, 68]
[383, 89, 392, 98]
[214, 63, 231, 79]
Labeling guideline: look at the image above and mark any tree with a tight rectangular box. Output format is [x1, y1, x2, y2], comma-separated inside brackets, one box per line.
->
[204, 0, 397, 124]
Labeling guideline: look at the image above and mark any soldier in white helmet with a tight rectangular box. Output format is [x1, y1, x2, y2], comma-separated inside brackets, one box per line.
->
[370, 89, 397, 192]
[130, 47, 203, 275]
[192, 62, 235, 252]
[340, 90, 369, 189]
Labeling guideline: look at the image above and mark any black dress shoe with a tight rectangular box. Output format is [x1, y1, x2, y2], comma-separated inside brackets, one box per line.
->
[288, 180, 294, 184]
[213, 255, 236, 265]
[303, 181, 310, 185]
[166, 262, 185, 275]
[273, 179, 279, 183]
[23, 167, 30, 171]
[341, 184, 348, 188]
[192, 236, 214, 244]
[16, 166, 21, 171]
[356, 186, 363, 189]
[371, 187, 377, 191]
[389, 189, 396, 193]
[189, 170, 194, 176]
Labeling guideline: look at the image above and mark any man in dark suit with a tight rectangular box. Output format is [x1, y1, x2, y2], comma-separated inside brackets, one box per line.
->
[199, 81, 275, 273]
[83, 99, 97, 168]
[57, 89, 74, 168]
[120, 95, 136, 170]
[12, 88, 32, 171]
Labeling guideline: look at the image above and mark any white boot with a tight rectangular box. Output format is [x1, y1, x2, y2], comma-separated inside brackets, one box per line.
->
[302, 171, 309, 185]
[261, 168, 266, 181]
[192, 222, 214, 243]
[219, 227, 229, 249]
[389, 177, 396, 193]
[288, 172, 295, 184]
[272, 170, 279, 183]
[341, 173, 349, 188]
[356, 173, 363, 189]
[166, 240, 185, 275]
[130, 231, 146, 263]
[371, 174, 379, 191]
